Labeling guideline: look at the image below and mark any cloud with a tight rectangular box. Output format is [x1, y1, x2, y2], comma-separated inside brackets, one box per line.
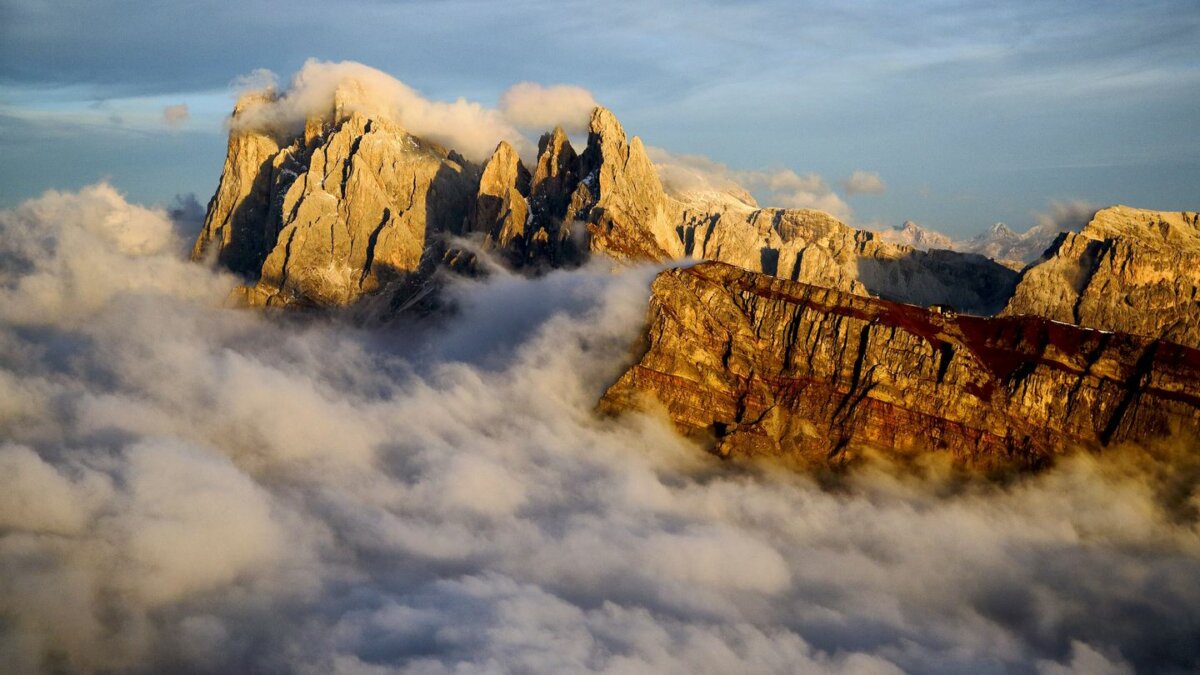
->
[230, 59, 528, 162]
[649, 148, 852, 220]
[749, 168, 850, 217]
[166, 193, 205, 238]
[161, 103, 188, 128]
[499, 82, 598, 134]
[230, 67, 278, 94]
[1, 185, 1198, 673]
[1029, 199, 1096, 235]
[0, 182, 232, 326]
[841, 169, 886, 195]
[230, 60, 601, 163]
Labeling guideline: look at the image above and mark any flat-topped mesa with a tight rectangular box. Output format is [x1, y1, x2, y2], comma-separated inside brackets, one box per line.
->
[1002, 206, 1200, 348]
[600, 261, 1200, 472]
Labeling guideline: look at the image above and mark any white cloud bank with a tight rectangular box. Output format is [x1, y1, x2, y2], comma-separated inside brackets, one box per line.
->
[649, 148, 853, 220]
[231, 60, 598, 162]
[499, 82, 598, 134]
[0, 185, 1198, 674]
[841, 169, 886, 195]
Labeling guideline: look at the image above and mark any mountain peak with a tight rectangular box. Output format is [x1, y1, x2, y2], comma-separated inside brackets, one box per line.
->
[490, 139, 521, 162]
[589, 106, 626, 142]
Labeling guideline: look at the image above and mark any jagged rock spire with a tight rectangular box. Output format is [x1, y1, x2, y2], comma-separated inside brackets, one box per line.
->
[466, 141, 531, 249]
[580, 106, 684, 262]
[530, 126, 578, 218]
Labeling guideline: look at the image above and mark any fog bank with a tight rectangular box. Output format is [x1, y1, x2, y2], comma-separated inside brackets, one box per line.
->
[0, 185, 1198, 674]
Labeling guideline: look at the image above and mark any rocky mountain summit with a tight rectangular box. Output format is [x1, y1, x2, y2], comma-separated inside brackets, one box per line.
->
[674, 205, 1017, 314]
[1002, 206, 1200, 348]
[600, 262, 1200, 471]
[194, 86, 1016, 313]
[194, 91, 479, 308]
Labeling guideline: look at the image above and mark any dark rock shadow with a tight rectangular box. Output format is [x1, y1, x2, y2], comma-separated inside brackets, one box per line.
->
[760, 246, 780, 277]
[856, 248, 1019, 315]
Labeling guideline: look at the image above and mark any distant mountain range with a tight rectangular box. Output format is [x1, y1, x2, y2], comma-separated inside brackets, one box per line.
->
[875, 216, 1089, 267]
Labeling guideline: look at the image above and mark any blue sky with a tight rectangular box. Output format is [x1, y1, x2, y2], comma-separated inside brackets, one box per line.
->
[1, 0, 1197, 236]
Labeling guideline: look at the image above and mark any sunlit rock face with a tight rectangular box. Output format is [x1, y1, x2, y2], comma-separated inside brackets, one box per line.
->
[466, 128, 587, 269]
[191, 92, 283, 277]
[195, 88, 1017, 312]
[194, 89, 479, 308]
[570, 108, 1017, 313]
[1003, 206, 1200, 348]
[601, 261, 1200, 472]
[466, 140, 530, 254]
[580, 108, 687, 262]
[251, 113, 476, 308]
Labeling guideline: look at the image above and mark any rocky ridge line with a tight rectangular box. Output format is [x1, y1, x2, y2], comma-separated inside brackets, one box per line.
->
[194, 87, 1019, 313]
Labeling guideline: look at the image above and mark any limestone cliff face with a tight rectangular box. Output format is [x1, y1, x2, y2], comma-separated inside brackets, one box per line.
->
[246, 113, 476, 307]
[196, 89, 479, 309]
[466, 141, 531, 256]
[191, 92, 283, 276]
[581, 108, 686, 262]
[1002, 206, 1200, 348]
[560, 107, 1016, 312]
[601, 262, 1200, 471]
[465, 128, 586, 268]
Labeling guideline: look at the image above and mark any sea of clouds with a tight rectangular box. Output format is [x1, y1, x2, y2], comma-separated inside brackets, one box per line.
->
[1, 184, 1198, 674]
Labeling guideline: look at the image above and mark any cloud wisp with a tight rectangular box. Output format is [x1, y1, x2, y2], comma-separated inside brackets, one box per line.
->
[0, 185, 1198, 674]
[841, 170, 886, 195]
[162, 104, 189, 128]
[649, 148, 853, 220]
[498, 82, 598, 134]
[229, 60, 599, 162]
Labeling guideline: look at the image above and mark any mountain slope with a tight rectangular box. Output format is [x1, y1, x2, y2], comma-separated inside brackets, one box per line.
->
[1002, 206, 1200, 348]
[600, 262, 1200, 471]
